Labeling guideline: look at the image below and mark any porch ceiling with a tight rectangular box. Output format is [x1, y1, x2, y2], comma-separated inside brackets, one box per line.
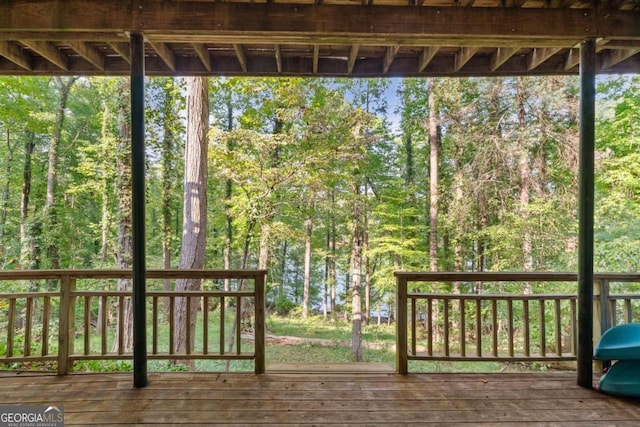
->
[1, 0, 639, 77]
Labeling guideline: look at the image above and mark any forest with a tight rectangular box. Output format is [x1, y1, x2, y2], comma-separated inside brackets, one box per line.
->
[0, 75, 638, 363]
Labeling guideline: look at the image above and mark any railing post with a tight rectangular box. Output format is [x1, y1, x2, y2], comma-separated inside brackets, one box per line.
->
[254, 271, 266, 374]
[396, 274, 408, 374]
[593, 278, 611, 371]
[58, 275, 76, 375]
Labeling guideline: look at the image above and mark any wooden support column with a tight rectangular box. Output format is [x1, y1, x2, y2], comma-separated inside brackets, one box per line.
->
[130, 32, 148, 389]
[577, 38, 595, 389]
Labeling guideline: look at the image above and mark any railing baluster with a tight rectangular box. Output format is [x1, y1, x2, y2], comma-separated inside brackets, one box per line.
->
[571, 298, 577, 356]
[236, 296, 242, 355]
[523, 299, 530, 357]
[444, 299, 450, 357]
[42, 296, 50, 356]
[539, 299, 546, 357]
[152, 296, 158, 355]
[508, 299, 514, 357]
[117, 295, 124, 355]
[220, 296, 225, 355]
[555, 299, 562, 356]
[101, 295, 107, 355]
[202, 296, 208, 355]
[410, 296, 416, 356]
[476, 299, 482, 358]
[491, 299, 498, 357]
[7, 298, 15, 357]
[84, 296, 91, 355]
[460, 298, 466, 357]
[25, 297, 33, 357]
[427, 297, 433, 357]
[625, 299, 632, 324]
[169, 296, 175, 355]
[186, 296, 191, 355]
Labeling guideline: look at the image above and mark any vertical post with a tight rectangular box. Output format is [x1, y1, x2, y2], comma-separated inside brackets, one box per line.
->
[130, 32, 148, 389]
[58, 276, 76, 375]
[577, 38, 596, 389]
[254, 271, 266, 374]
[396, 273, 408, 374]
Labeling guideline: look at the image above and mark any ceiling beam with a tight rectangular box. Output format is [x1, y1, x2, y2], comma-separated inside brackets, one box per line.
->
[192, 43, 211, 72]
[563, 48, 580, 71]
[383, 45, 400, 73]
[5, 2, 639, 42]
[21, 40, 68, 70]
[147, 41, 176, 71]
[233, 44, 247, 72]
[418, 46, 439, 72]
[67, 41, 105, 71]
[0, 41, 32, 70]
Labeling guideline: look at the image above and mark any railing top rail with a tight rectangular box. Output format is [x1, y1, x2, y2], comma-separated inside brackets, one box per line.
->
[395, 271, 640, 282]
[0, 269, 267, 281]
[407, 292, 578, 300]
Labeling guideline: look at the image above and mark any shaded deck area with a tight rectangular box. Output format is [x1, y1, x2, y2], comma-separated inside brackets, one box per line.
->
[1, 371, 639, 425]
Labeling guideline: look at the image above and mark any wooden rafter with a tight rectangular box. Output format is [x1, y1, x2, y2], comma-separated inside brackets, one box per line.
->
[192, 43, 211, 72]
[601, 48, 640, 70]
[418, 47, 439, 72]
[233, 44, 247, 72]
[526, 47, 562, 71]
[491, 47, 519, 71]
[313, 45, 319, 74]
[383, 46, 400, 74]
[563, 48, 580, 71]
[108, 42, 130, 64]
[455, 46, 479, 72]
[21, 41, 68, 70]
[347, 45, 359, 75]
[274, 44, 282, 74]
[67, 41, 104, 71]
[0, 41, 32, 70]
[147, 41, 176, 72]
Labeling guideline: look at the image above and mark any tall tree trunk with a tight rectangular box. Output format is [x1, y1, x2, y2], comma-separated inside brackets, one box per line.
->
[0, 129, 17, 249]
[161, 78, 179, 314]
[113, 79, 133, 353]
[258, 223, 270, 270]
[330, 189, 337, 320]
[174, 76, 209, 360]
[224, 101, 234, 291]
[99, 102, 111, 267]
[350, 180, 363, 362]
[302, 216, 313, 318]
[19, 132, 37, 271]
[44, 77, 75, 271]
[428, 79, 440, 273]
[517, 76, 533, 294]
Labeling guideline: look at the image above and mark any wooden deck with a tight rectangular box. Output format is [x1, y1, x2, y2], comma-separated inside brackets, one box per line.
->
[1, 371, 639, 425]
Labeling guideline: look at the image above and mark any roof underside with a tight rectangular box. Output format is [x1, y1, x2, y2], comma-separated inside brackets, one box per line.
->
[1, 0, 639, 77]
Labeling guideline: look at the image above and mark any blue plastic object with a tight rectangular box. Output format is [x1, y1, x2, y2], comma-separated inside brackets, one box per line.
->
[598, 360, 640, 397]
[594, 323, 640, 361]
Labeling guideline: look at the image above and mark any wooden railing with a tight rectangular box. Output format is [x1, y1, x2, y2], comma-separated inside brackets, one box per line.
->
[0, 269, 266, 374]
[396, 272, 640, 373]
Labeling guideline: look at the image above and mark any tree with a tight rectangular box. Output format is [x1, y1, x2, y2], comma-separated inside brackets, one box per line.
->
[174, 76, 209, 357]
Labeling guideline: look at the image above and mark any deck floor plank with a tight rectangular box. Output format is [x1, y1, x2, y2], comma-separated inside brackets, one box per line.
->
[1, 372, 639, 425]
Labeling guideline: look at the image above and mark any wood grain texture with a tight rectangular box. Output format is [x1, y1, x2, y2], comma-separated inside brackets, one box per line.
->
[0, 372, 638, 425]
